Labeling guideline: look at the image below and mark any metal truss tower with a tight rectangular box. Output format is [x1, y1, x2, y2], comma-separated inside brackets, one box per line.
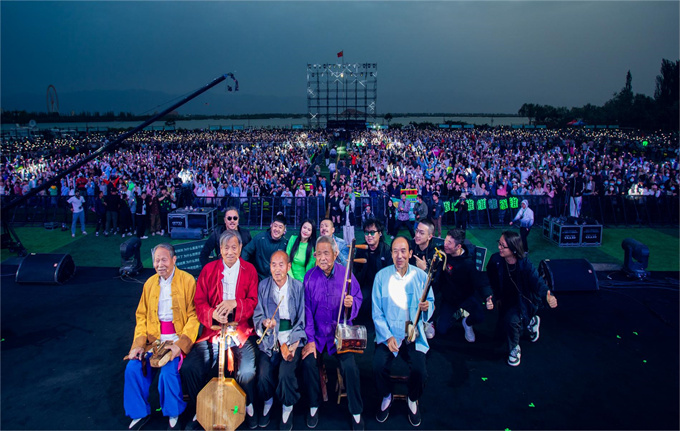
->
[306, 62, 377, 128]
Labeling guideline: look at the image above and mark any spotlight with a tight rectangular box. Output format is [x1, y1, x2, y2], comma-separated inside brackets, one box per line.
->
[621, 238, 649, 280]
[120, 237, 143, 276]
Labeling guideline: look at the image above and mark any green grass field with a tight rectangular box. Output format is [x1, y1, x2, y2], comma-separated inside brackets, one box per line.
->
[3, 225, 677, 272]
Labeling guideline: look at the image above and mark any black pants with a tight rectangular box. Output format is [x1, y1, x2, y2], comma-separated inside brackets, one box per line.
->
[520, 227, 531, 252]
[302, 351, 363, 415]
[436, 295, 485, 335]
[373, 342, 427, 402]
[257, 349, 301, 407]
[135, 214, 147, 237]
[395, 219, 415, 238]
[181, 338, 257, 408]
[499, 304, 535, 353]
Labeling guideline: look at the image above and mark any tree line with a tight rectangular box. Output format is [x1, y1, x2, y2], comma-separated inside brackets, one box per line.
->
[518, 58, 678, 131]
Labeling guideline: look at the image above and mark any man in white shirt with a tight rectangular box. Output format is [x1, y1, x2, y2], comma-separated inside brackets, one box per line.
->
[67, 189, 87, 238]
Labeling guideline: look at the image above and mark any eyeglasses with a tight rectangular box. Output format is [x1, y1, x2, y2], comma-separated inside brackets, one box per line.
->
[364, 230, 379, 236]
[497, 240, 509, 249]
[226, 216, 239, 221]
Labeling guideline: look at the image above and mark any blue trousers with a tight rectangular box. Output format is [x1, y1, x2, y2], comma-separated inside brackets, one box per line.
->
[124, 353, 186, 419]
[71, 210, 86, 235]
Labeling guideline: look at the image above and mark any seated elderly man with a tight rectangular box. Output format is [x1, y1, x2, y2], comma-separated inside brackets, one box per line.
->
[181, 230, 260, 429]
[253, 250, 307, 431]
[123, 244, 199, 430]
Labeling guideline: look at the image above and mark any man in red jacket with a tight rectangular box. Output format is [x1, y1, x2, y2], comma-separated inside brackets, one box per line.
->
[181, 230, 260, 429]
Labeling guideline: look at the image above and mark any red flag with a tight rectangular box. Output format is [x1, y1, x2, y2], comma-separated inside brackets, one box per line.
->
[337, 51, 343, 58]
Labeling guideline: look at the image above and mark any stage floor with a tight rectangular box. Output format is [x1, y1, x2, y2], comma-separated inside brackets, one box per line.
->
[1, 265, 678, 430]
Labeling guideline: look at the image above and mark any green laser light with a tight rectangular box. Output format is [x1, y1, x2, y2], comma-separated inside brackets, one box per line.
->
[481, 377, 488, 381]
[529, 403, 535, 407]
[642, 140, 649, 147]
[616, 335, 622, 339]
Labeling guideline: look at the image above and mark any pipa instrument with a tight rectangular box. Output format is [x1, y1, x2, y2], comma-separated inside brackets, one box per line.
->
[196, 322, 246, 431]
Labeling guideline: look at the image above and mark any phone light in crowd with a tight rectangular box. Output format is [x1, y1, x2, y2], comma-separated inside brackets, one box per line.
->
[642, 140, 649, 147]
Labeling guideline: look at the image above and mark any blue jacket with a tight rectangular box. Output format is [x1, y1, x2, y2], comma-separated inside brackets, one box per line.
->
[372, 264, 434, 354]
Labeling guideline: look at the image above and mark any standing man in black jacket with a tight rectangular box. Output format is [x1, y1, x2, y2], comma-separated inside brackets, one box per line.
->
[436, 229, 493, 343]
[199, 207, 252, 267]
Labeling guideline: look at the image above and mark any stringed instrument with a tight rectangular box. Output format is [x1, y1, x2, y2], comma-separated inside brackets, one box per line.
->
[196, 322, 246, 431]
[334, 240, 368, 354]
[406, 248, 446, 343]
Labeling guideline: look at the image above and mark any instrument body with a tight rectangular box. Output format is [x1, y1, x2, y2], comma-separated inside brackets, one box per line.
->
[406, 249, 445, 343]
[196, 323, 246, 431]
[149, 340, 173, 368]
[334, 239, 367, 354]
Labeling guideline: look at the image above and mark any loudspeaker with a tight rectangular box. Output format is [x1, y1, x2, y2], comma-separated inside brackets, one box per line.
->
[16, 253, 76, 285]
[539, 258, 599, 292]
[171, 227, 203, 240]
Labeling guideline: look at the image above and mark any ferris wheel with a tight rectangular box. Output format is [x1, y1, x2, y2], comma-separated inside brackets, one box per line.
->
[46, 85, 59, 114]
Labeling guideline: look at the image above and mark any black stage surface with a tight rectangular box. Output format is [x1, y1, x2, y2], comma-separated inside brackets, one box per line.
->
[1, 265, 678, 430]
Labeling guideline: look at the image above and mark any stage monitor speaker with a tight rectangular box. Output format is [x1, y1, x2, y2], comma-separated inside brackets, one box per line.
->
[16, 253, 76, 285]
[171, 227, 203, 240]
[539, 258, 599, 292]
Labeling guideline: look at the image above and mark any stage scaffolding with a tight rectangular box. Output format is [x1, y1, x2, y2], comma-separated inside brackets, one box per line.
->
[306, 62, 377, 128]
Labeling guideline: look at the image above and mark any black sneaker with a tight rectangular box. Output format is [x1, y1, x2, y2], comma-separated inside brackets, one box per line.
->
[247, 412, 258, 430]
[306, 409, 319, 429]
[351, 415, 364, 431]
[376, 396, 392, 423]
[528, 316, 540, 343]
[185, 419, 203, 430]
[408, 401, 421, 427]
[259, 408, 271, 428]
[279, 414, 293, 431]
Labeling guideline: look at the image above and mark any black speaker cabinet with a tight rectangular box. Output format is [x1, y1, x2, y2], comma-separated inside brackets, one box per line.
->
[539, 258, 599, 292]
[15, 253, 76, 285]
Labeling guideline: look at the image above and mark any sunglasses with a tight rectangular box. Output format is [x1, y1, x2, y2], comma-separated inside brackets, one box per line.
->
[226, 216, 239, 221]
[364, 230, 379, 236]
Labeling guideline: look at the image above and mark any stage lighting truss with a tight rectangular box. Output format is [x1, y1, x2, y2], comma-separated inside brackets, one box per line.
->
[307, 62, 377, 127]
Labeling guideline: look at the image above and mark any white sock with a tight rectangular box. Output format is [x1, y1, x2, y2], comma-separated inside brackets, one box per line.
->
[246, 403, 254, 417]
[353, 414, 361, 423]
[263, 397, 274, 416]
[408, 398, 418, 415]
[310, 407, 318, 417]
[128, 418, 142, 429]
[381, 394, 392, 411]
[169, 416, 178, 428]
[282, 405, 293, 422]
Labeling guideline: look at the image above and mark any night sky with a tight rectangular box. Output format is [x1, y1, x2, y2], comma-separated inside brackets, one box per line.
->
[2, 1, 678, 116]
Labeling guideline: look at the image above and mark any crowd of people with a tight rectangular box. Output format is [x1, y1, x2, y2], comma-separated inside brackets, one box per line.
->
[2, 127, 677, 237]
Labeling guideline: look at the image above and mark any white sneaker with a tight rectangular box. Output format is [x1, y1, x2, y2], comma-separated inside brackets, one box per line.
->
[528, 315, 540, 343]
[508, 345, 521, 366]
[462, 317, 475, 342]
[141, 236, 148, 239]
[82, 231, 87, 235]
[71, 234, 75, 238]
